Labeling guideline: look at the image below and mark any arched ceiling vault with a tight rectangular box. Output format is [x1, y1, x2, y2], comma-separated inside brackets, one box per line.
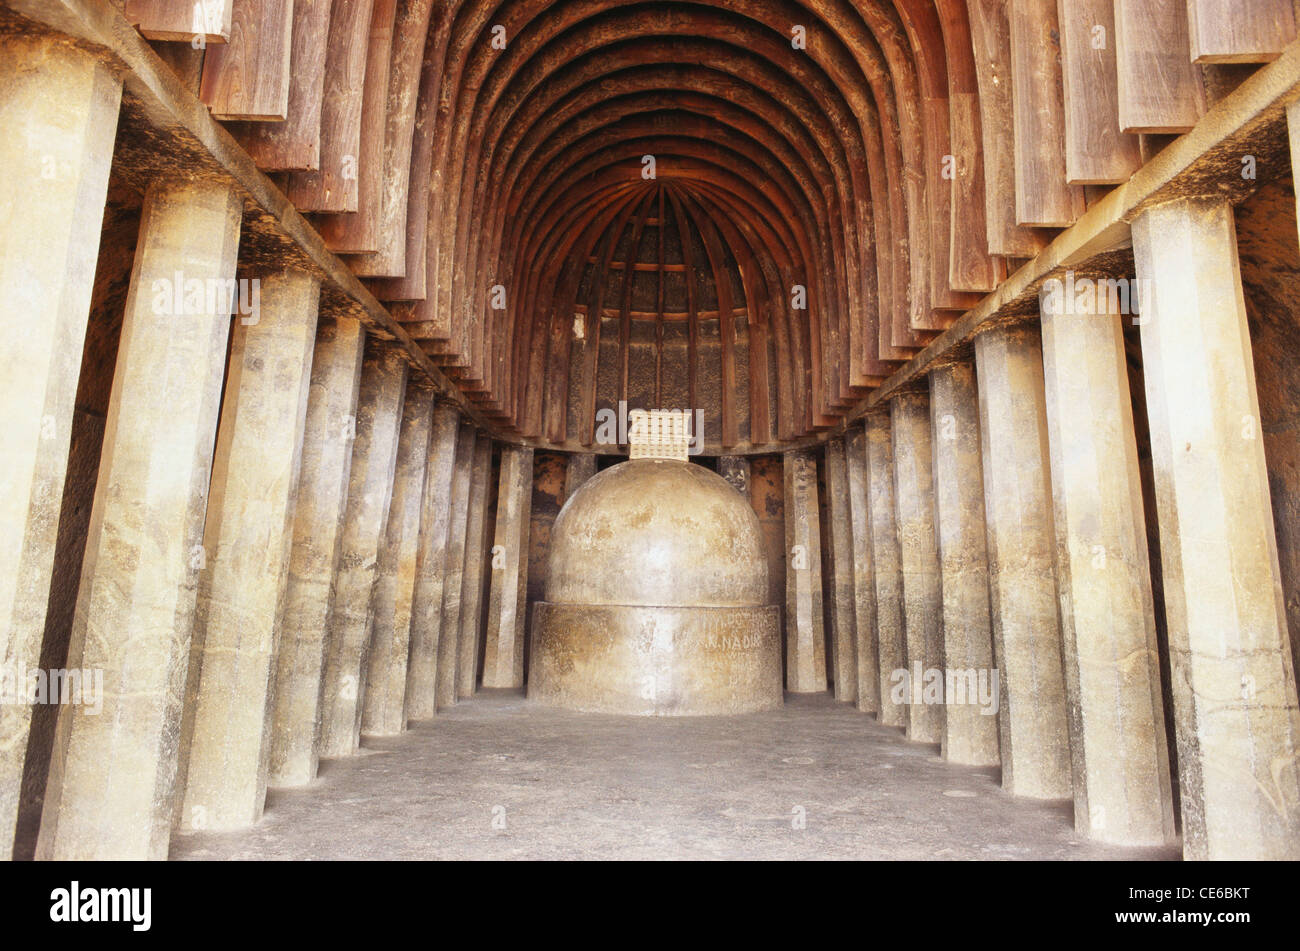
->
[363, 0, 1000, 451]
[137, 0, 1234, 451]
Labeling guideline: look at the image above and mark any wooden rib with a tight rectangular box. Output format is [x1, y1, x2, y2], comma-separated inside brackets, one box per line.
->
[1114, 0, 1207, 133]
[935, 0, 1002, 293]
[1057, 0, 1142, 184]
[666, 185, 700, 421]
[287, 0, 374, 211]
[655, 184, 665, 407]
[579, 197, 640, 446]
[1187, 0, 1297, 64]
[1009, 0, 1087, 226]
[542, 188, 643, 442]
[896, 0, 982, 315]
[127, 0, 234, 42]
[679, 188, 740, 448]
[315, 0, 394, 252]
[199, 0, 294, 120]
[966, 0, 1052, 256]
[617, 189, 658, 409]
[691, 185, 781, 444]
[346, 0, 437, 278]
[232, 0, 333, 169]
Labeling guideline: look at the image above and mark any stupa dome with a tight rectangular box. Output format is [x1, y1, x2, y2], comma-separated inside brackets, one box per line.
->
[529, 458, 782, 716]
[545, 458, 769, 608]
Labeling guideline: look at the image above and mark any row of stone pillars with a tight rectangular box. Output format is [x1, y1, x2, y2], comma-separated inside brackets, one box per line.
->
[772, 197, 1300, 861]
[0, 38, 537, 860]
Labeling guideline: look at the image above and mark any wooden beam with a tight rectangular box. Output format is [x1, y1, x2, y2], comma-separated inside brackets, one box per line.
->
[936, 0, 1003, 292]
[667, 186, 701, 424]
[578, 198, 638, 446]
[315, 0, 393, 252]
[1187, 0, 1297, 64]
[1115, 0, 1206, 133]
[966, 0, 1052, 256]
[1009, 0, 1087, 226]
[126, 0, 233, 43]
[199, 0, 293, 120]
[286, 0, 374, 210]
[344, 0, 436, 277]
[233, 0, 333, 170]
[1057, 0, 1142, 184]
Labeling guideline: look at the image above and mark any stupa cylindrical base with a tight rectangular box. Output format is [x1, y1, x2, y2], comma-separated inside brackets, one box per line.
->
[528, 602, 783, 715]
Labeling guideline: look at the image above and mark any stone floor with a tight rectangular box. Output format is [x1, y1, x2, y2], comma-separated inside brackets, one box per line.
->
[170, 690, 1182, 860]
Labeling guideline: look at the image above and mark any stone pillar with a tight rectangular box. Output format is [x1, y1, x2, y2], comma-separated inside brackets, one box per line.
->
[175, 270, 320, 832]
[783, 449, 826, 693]
[1039, 298, 1176, 845]
[974, 324, 1071, 800]
[717, 455, 750, 496]
[0, 37, 121, 859]
[823, 439, 858, 703]
[564, 452, 598, 501]
[866, 412, 907, 728]
[929, 364, 1000, 767]
[361, 385, 435, 736]
[845, 426, 879, 715]
[316, 346, 407, 759]
[405, 403, 460, 719]
[36, 179, 243, 860]
[435, 425, 477, 709]
[267, 317, 365, 786]
[456, 437, 494, 699]
[891, 392, 945, 744]
[482, 446, 534, 689]
[1132, 198, 1300, 860]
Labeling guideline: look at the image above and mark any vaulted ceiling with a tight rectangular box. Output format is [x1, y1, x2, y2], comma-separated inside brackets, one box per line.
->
[125, 0, 1266, 451]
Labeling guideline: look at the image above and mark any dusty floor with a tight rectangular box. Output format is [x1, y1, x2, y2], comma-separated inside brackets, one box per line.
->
[171, 691, 1181, 860]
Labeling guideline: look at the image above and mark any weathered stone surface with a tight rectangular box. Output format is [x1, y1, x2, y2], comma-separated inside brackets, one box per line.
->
[37, 179, 242, 860]
[1040, 303, 1176, 846]
[481, 446, 534, 689]
[317, 346, 407, 759]
[563, 452, 597, 501]
[530, 459, 780, 715]
[455, 437, 493, 699]
[717, 455, 750, 496]
[891, 391, 944, 745]
[1133, 197, 1300, 860]
[783, 449, 826, 693]
[823, 439, 857, 703]
[267, 316, 365, 786]
[866, 412, 907, 728]
[0, 36, 121, 859]
[974, 324, 1072, 800]
[530, 604, 783, 715]
[176, 270, 320, 833]
[362, 385, 435, 736]
[929, 364, 1000, 767]
[844, 426, 880, 715]
[405, 403, 460, 719]
[435, 425, 477, 709]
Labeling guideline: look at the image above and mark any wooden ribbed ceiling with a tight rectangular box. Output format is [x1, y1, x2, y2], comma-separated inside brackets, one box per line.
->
[124, 0, 1298, 452]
